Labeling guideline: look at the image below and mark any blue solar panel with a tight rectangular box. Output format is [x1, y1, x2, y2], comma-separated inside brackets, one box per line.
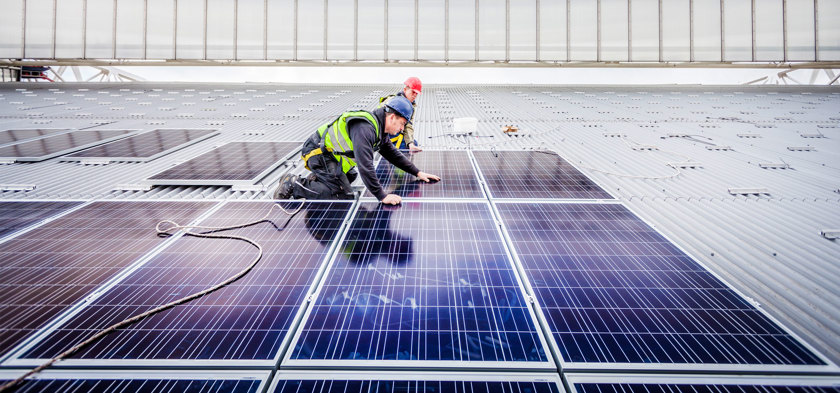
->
[572, 381, 840, 393]
[365, 150, 485, 199]
[289, 202, 549, 365]
[0, 201, 81, 239]
[473, 151, 613, 199]
[0, 201, 214, 361]
[0, 372, 267, 393]
[273, 379, 563, 393]
[19, 201, 351, 363]
[2, 379, 262, 393]
[496, 202, 826, 367]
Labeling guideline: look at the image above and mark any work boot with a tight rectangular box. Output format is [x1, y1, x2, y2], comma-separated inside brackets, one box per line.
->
[273, 174, 297, 200]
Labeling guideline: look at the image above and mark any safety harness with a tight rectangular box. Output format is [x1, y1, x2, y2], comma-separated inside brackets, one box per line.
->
[302, 110, 379, 172]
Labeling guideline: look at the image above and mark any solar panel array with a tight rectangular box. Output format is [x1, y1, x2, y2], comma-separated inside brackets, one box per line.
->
[0, 120, 836, 390]
[145, 141, 300, 186]
[0, 201, 214, 360]
[65, 129, 219, 162]
[21, 201, 351, 364]
[0, 130, 135, 161]
[495, 202, 825, 368]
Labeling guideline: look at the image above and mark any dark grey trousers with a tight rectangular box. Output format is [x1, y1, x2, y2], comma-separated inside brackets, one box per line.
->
[292, 153, 357, 200]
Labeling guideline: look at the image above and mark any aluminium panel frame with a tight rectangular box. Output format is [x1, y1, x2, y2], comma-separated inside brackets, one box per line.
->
[141, 141, 301, 187]
[491, 199, 840, 374]
[4, 199, 358, 369]
[281, 199, 557, 371]
[0, 129, 140, 162]
[61, 128, 221, 163]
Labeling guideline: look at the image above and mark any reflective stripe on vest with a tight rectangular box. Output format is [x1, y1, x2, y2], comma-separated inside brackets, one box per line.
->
[314, 110, 379, 173]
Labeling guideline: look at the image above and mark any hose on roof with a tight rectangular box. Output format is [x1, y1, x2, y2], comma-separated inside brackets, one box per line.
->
[0, 201, 305, 392]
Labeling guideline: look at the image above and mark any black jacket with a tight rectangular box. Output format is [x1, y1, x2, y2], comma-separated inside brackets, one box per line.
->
[348, 107, 420, 200]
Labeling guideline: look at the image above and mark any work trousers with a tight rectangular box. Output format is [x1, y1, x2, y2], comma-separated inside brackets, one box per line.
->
[292, 153, 357, 200]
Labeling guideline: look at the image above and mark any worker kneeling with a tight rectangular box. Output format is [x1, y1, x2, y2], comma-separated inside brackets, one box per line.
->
[274, 96, 440, 205]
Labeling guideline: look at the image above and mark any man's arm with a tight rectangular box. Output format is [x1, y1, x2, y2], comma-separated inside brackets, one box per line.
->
[349, 120, 389, 201]
[379, 135, 420, 175]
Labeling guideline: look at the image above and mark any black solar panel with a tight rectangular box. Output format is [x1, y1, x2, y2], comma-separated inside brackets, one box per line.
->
[473, 150, 613, 199]
[0, 201, 214, 360]
[365, 150, 484, 198]
[573, 382, 840, 393]
[272, 379, 563, 393]
[496, 202, 825, 367]
[289, 202, 549, 365]
[0, 201, 81, 239]
[65, 129, 219, 161]
[0, 130, 135, 162]
[21, 201, 351, 363]
[145, 141, 300, 186]
[0, 129, 68, 146]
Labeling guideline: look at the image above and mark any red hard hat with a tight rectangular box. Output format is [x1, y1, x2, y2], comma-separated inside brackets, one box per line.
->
[404, 76, 422, 93]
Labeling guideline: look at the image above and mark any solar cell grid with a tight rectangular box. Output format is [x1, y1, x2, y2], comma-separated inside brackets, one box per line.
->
[65, 129, 219, 161]
[1, 378, 262, 393]
[473, 150, 613, 199]
[0, 129, 68, 146]
[273, 379, 562, 393]
[0, 130, 136, 161]
[146, 141, 300, 185]
[496, 202, 826, 368]
[0, 201, 81, 239]
[20, 201, 351, 363]
[0, 201, 214, 360]
[289, 201, 549, 366]
[365, 150, 484, 198]
[572, 381, 840, 393]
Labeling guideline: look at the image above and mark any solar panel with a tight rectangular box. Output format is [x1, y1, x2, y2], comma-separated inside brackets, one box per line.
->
[0, 370, 269, 393]
[0, 201, 214, 361]
[566, 374, 840, 393]
[287, 201, 551, 367]
[496, 202, 828, 371]
[18, 201, 351, 365]
[473, 150, 613, 199]
[64, 129, 219, 162]
[270, 372, 565, 393]
[144, 141, 301, 186]
[0, 201, 81, 239]
[0, 129, 69, 146]
[364, 150, 485, 199]
[0, 130, 136, 162]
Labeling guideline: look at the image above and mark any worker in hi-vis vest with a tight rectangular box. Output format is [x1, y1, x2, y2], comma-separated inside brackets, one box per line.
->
[379, 76, 422, 152]
[274, 96, 439, 205]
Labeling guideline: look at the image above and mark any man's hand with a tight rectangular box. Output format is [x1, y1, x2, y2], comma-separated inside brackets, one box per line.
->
[416, 171, 440, 183]
[409, 143, 422, 152]
[381, 194, 402, 205]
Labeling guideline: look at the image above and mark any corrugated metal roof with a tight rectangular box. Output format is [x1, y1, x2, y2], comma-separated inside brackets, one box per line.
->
[0, 82, 838, 368]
